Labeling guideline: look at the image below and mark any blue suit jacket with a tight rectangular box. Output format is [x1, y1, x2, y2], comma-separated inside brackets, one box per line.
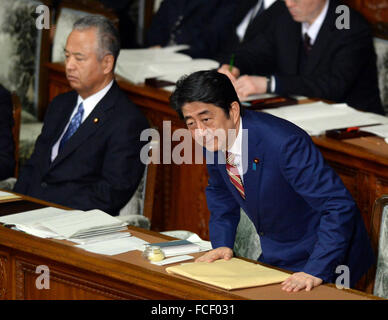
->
[205, 110, 374, 286]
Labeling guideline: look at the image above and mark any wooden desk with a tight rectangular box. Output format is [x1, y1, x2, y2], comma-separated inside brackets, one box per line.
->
[0, 195, 379, 300]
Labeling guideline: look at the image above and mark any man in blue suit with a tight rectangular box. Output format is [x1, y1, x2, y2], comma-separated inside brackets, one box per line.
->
[170, 70, 374, 292]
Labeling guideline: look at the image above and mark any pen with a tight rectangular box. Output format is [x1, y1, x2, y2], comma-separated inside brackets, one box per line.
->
[229, 54, 235, 72]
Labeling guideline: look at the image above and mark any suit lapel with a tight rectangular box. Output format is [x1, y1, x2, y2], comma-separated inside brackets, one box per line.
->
[40, 92, 77, 175]
[241, 113, 263, 226]
[283, 15, 302, 75]
[302, 1, 336, 74]
[49, 82, 118, 169]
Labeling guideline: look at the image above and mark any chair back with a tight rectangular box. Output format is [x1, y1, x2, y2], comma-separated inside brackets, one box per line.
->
[371, 195, 388, 298]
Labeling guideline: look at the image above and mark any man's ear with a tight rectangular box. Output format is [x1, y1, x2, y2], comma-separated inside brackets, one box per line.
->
[102, 54, 114, 74]
[229, 101, 240, 123]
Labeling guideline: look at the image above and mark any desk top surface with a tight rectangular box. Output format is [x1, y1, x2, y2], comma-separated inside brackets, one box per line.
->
[0, 192, 380, 300]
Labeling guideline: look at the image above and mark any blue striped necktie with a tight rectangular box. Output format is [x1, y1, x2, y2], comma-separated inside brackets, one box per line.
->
[58, 102, 84, 153]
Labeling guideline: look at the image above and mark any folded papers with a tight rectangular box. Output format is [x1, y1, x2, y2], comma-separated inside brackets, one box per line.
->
[0, 207, 127, 240]
[0, 191, 21, 202]
[151, 239, 201, 257]
[166, 258, 289, 290]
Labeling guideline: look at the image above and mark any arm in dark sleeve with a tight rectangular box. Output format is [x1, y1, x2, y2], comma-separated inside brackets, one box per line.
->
[206, 162, 241, 249]
[279, 134, 358, 282]
[184, 0, 237, 59]
[0, 86, 15, 180]
[145, 0, 173, 47]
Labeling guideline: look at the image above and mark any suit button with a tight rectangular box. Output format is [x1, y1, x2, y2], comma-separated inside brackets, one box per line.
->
[41, 182, 47, 188]
[259, 231, 265, 237]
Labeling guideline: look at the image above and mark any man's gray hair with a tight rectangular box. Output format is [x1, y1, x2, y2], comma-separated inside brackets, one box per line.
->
[73, 15, 120, 67]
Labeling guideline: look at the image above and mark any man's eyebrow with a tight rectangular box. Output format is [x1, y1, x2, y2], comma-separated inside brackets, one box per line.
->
[63, 49, 85, 57]
[183, 110, 210, 122]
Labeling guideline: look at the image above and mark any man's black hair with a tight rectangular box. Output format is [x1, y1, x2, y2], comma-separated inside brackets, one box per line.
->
[170, 70, 244, 119]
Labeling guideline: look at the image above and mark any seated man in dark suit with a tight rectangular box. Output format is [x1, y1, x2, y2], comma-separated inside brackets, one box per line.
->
[145, 0, 237, 59]
[0, 84, 15, 180]
[219, 0, 384, 115]
[14, 16, 149, 215]
[170, 70, 374, 291]
[219, 0, 277, 58]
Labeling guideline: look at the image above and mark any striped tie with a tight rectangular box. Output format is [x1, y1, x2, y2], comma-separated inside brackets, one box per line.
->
[226, 151, 245, 199]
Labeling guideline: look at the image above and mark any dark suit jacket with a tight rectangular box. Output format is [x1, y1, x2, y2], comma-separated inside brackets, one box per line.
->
[146, 0, 237, 59]
[206, 110, 374, 286]
[221, 0, 384, 115]
[0, 85, 15, 180]
[14, 82, 149, 216]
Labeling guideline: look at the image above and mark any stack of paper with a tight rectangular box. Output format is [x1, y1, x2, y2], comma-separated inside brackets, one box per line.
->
[0, 207, 128, 240]
[115, 47, 219, 85]
[263, 102, 388, 136]
[166, 258, 290, 290]
[151, 240, 201, 257]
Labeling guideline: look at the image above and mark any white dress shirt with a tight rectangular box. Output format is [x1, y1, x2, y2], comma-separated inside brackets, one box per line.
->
[236, 0, 276, 42]
[301, 0, 329, 45]
[51, 80, 114, 161]
[227, 117, 244, 183]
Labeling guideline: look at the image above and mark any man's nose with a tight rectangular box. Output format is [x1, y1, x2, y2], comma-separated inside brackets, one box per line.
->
[65, 56, 75, 71]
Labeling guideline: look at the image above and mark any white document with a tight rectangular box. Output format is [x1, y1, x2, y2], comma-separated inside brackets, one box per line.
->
[75, 236, 149, 255]
[0, 207, 127, 240]
[115, 47, 218, 84]
[151, 255, 194, 266]
[361, 124, 388, 139]
[186, 234, 213, 251]
[263, 102, 388, 136]
[40, 209, 126, 239]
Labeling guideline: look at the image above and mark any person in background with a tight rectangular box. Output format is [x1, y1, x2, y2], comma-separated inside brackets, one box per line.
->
[170, 70, 374, 292]
[0, 84, 15, 180]
[14, 16, 149, 215]
[218, 0, 384, 115]
[145, 0, 237, 59]
[218, 0, 277, 58]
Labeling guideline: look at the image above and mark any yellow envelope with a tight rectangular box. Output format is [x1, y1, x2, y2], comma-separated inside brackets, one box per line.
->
[166, 258, 290, 290]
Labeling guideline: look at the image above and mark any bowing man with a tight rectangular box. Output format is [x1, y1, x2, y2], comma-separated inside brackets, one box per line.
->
[14, 16, 149, 215]
[170, 70, 374, 292]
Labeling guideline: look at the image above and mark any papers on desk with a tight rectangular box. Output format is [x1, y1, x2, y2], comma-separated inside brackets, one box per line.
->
[115, 47, 219, 85]
[361, 124, 388, 143]
[0, 191, 21, 201]
[75, 236, 149, 256]
[151, 239, 201, 257]
[166, 258, 290, 290]
[0, 207, 128, 240]
[263, 102, 388, 136]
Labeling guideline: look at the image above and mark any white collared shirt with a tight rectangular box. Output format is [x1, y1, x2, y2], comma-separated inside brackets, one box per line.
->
[51, 80, 114, 161]
[301, 0, 329, 45]
[236, 0, 276, 42]
[227, 117, 244, 183]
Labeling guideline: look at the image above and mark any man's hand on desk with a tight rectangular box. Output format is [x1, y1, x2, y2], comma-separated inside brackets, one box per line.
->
[281, 272, 323, 292]
[235, 75, 268, 98]
[195, 246, 233, 263]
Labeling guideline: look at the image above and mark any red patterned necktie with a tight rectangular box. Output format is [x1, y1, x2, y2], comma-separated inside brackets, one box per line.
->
[226, 151, 245, 199]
